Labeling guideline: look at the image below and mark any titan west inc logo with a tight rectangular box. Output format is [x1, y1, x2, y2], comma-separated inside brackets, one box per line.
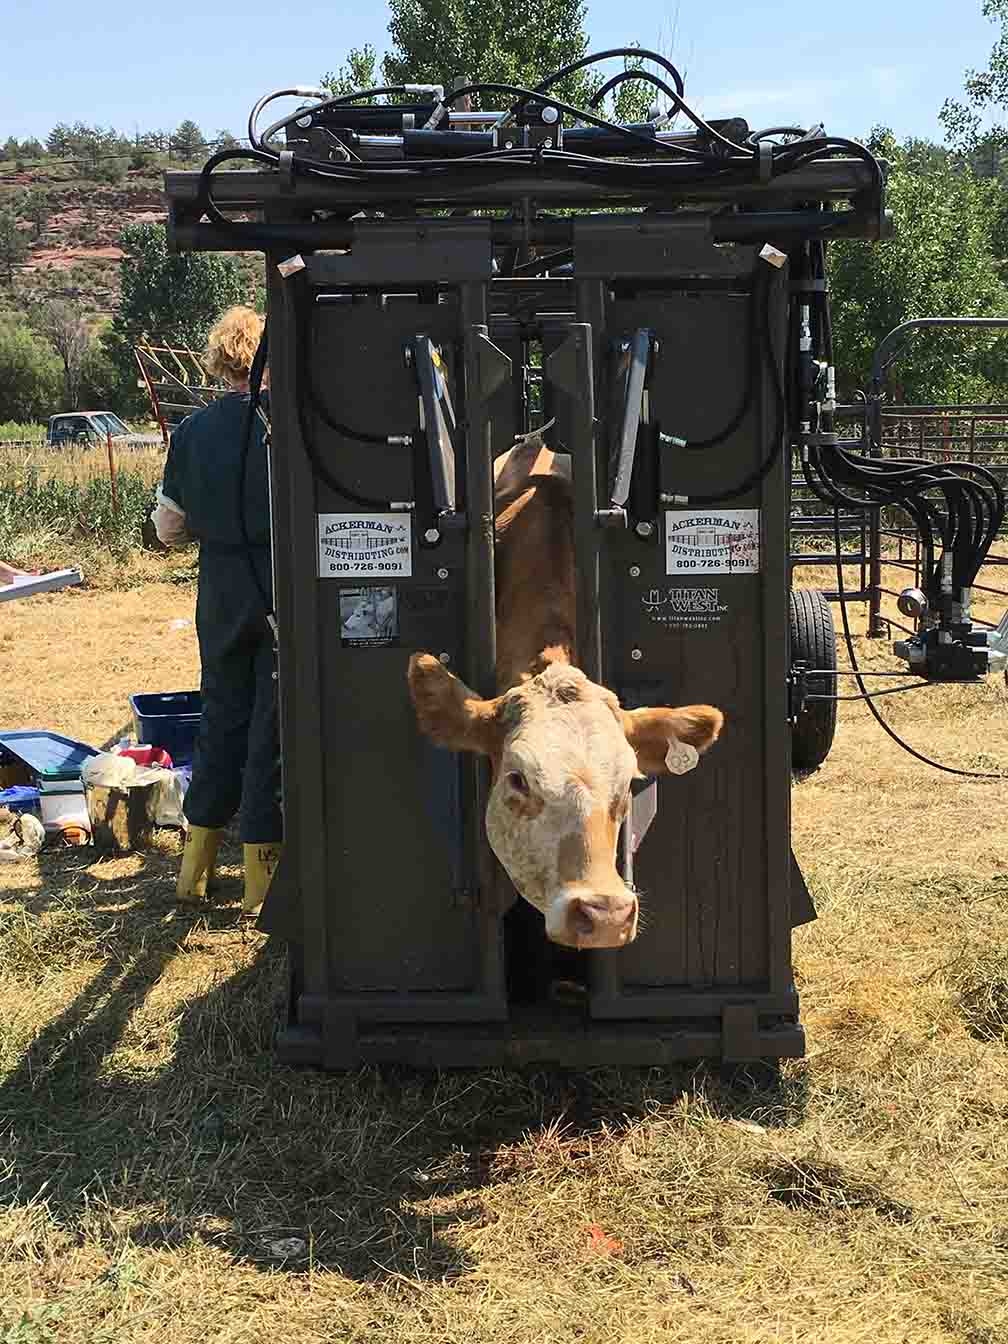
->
[642, 586, 729, 632]
[644, 587, 728, 615]
[664, 508, 760, 575]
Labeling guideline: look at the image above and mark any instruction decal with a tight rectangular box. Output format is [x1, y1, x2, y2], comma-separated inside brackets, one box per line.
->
[318, 513, 412, 579]
[339, 587, 399, 647]
[643, 587, 729, 633]
[664, 508, 760, 575]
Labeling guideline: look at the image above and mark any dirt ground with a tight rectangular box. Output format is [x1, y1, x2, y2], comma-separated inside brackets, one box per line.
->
[1, 560, 1007, 1343]
[0, 579, 200, 749]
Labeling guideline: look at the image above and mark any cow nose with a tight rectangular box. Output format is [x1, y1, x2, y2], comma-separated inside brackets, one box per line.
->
[566, 893, 638, 949]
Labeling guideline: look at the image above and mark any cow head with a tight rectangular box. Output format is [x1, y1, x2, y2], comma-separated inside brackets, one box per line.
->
[408, 655, 723, 950]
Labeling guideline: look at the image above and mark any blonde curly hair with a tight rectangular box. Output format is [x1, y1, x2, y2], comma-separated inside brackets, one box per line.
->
[202, 306, 265, 386]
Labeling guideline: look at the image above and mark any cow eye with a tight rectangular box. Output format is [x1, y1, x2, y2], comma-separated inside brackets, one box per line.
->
[507, 771, 529, 795]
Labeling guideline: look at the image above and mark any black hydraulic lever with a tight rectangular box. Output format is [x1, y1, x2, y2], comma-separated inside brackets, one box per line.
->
[606, 328, 660, 537]
[409, 335, 466, 543]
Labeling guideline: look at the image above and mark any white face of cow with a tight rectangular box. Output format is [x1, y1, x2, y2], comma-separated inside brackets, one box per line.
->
[408, 656, 724, 950]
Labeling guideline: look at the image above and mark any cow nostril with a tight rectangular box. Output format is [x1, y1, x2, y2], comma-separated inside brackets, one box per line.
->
[570, 899, 596, 939]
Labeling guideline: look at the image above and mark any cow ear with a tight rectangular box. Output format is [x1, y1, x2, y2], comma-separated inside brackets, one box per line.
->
[622, 705, 724, 776]
[408, 653, 504, 756]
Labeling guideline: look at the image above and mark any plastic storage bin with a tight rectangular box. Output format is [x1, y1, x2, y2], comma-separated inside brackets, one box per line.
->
[39, 780, 90, 834]
[129, 692, 202, 766]
[0, 730, 100, 782]
[0, 785, 42, 818]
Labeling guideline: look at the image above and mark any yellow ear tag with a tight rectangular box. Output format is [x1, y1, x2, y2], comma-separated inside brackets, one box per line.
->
[664, 738, 699, 775]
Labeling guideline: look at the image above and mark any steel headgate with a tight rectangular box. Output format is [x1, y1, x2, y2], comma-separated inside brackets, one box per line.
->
[163, 69, 890, 1070]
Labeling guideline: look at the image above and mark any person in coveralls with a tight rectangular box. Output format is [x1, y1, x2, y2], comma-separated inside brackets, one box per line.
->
[151, 306, 280, 916]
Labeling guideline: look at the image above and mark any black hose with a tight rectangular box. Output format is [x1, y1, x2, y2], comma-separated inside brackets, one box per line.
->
[677, 264, 788, 505]
[831, 508, 1004, 780]
[682, 261, 766, 451]
[237, 323, 274, 627]
[289, 276, 403, 510]
[588, 69, 681, 111]
[433, 81, 723, 163]
[527, 46, 685, 101]
[294, 277, 408, 446]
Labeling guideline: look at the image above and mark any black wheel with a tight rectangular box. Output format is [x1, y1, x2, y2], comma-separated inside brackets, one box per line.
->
[790, 588, 837, 769]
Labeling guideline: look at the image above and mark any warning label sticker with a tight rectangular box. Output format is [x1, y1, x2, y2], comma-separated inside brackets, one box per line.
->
[643, 586, 729, 633]
[664, 508, 760, 575]
[318, 513, 412, 579]
[340, 586, 399, 647]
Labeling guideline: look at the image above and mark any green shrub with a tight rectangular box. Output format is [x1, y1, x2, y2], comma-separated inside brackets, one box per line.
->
[0, 320, 61, 422]
[0, 459, 156, 559]
[0, 420, 46, 441]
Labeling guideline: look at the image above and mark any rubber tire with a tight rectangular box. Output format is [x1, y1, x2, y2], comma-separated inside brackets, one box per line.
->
[790, 588, 837, 769]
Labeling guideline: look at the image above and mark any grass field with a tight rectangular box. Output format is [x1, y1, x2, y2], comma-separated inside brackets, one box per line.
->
[1, 542, 1007, 1342]
[0, 443, 167, 585]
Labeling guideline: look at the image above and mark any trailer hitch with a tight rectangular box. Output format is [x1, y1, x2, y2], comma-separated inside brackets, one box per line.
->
[892, 588, 1008, 682]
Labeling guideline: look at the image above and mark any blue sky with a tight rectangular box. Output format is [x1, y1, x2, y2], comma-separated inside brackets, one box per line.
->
[1, 0, 1001, 146]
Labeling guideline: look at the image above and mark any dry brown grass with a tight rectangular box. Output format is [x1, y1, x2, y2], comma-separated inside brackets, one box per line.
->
[1, 563, 1008, 1343]
[0, 442, 166, 489]
[0, 579, 199, 747]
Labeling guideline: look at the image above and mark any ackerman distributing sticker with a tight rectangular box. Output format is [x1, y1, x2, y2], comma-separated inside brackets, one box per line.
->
[664, 508, 760, 575]
[318, 513, 412, 579]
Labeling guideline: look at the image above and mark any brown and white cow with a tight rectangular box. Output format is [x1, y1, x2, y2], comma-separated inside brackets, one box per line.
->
[408, 432, 723, 951]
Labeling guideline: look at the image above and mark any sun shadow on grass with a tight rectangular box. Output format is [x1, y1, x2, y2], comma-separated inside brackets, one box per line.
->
[0, 855, 810, 1286]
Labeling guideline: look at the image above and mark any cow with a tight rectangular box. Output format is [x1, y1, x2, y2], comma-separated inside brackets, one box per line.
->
[408, 430, 724, 952]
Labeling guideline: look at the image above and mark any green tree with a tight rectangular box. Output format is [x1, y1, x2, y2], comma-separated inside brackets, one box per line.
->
[942, 0, 1008, 153]
[100, 157, 128, 184]
[322, 44, 379, 97]
[22, 189, 49, 240]
[0, 319, 62, 421]
[78, 320, 120, 408]
[103, 221, 246, 415]
[47, 123, 73, 158]
[968, 130, 1008, 180]
[828, 131, 1008, 403]
[33, 300, 92, 410]
[172, 119, 205, 162]
[379, 0, 602, 107]
[0, 210, 29, 285]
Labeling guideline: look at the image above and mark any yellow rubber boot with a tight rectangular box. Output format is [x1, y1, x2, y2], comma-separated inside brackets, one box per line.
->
[176, 825, 221, 903]
[242, 842, 282, 917]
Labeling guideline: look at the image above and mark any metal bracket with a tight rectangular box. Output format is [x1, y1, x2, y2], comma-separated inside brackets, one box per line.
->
[788, 662, 808, 722]
[545, 324, 601, 681]
[721, 1001, 760, 1062]
[411, 334, 463, 540]
[610, 328, 654, 508]
[278, 149, 296, 192]
[322, 1002, 360, 1070]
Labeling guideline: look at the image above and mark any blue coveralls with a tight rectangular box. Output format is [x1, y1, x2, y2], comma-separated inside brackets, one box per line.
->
[161, 393, 282, 844]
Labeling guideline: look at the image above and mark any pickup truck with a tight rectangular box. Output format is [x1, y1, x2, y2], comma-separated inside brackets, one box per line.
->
[47, 411, 162, 448]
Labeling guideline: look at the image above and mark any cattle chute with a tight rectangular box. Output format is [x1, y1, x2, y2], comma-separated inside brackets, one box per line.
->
[164, 59, 913, 1069]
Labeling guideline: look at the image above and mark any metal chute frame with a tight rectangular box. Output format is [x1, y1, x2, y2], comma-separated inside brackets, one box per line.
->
[162, 59, 892, 1070]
